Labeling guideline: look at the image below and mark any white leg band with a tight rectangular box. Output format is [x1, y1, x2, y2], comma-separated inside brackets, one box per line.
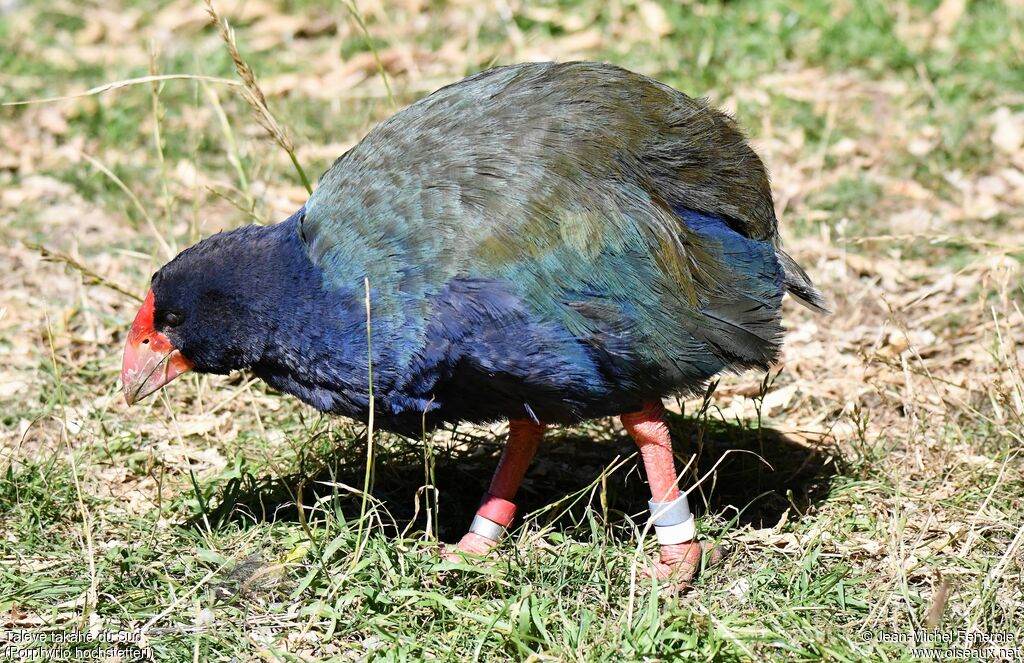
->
[654, 515, 696, 545]
[469, 514, 505, 542]
[649, 494, 695, 545]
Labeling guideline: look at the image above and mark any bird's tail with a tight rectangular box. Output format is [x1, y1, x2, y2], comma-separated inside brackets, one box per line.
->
[777, 250, 829, 313]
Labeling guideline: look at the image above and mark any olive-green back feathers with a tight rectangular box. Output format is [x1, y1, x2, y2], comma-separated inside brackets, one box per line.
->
[301, 62, 816, 376]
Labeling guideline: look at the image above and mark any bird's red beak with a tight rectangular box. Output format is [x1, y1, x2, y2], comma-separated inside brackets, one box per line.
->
[121, 289, 194, 406]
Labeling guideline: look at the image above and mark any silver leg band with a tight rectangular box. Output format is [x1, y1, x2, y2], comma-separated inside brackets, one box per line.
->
[648, 494, 692, 527]
[649, 494, 696, 545]
[469, 514, 506, 542]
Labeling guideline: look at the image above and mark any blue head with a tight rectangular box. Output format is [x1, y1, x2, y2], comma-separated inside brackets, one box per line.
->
[121, 210, 368, 407]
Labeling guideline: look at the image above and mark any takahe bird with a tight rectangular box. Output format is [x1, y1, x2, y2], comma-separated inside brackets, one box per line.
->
[122, 62, 826, 584]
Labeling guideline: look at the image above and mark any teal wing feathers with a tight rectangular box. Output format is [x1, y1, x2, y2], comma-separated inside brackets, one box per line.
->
[301, 62, 807, 382]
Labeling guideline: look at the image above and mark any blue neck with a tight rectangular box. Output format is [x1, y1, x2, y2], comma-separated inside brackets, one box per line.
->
[248, 212, 374, 415]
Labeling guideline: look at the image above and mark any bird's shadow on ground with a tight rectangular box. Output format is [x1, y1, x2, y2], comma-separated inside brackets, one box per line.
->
[198, 412, 839, 542]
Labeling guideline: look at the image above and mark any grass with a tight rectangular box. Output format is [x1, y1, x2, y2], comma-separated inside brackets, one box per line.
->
[2, 0, 1023, 660]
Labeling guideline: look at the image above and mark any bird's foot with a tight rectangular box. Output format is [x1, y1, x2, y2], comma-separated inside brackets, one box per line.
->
[440, 532, 498, 563]
[641, 540, 724, 590]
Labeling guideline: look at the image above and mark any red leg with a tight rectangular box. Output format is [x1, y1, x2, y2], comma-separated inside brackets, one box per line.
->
[448, 419, 545, 558]
[621, 401, 719, 586]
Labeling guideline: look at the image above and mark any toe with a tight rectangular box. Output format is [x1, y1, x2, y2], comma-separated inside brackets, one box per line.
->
[640, 539, 725, 589]
[441, 532, 497, 562]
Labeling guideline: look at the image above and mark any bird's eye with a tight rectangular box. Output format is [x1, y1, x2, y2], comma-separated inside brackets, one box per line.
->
[164, 311, 183, 327]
